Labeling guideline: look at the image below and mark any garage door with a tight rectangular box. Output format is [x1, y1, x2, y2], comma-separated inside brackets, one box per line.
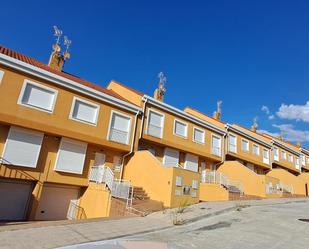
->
[0, 179, 33, 221]
[35, 184, 80, 220]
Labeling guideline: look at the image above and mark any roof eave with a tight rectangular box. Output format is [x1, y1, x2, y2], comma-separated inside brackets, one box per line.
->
[0, 53, 141, 114]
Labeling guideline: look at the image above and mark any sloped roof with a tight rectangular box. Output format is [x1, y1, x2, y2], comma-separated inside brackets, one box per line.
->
[184, 107, 226, 129]
[232, 124, 271, 145]
[0, 45, 135, 105]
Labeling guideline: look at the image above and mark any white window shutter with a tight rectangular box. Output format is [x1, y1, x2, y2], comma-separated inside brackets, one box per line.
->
[163, 148, 179, 167]
[184, 153, 199, 172]
[55, 138, 87, 174]
[72, 99, 98, 124]
[109, 113, 131, 144]
[2, 126, 44, 168]
[21, 83, 57, 112]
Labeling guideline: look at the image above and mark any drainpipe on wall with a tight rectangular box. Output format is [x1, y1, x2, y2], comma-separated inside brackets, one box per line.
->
[215, 126, 228, 169]
[139, 97, 148, 139]
[119, 111, 140, 181]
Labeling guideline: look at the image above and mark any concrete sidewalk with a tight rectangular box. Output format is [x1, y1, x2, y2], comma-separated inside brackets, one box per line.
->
[0, 198, 308, 249]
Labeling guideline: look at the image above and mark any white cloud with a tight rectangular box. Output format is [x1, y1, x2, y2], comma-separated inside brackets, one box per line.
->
[272, 124, 309, 143]
[276, 101, 309, 122]
[261, 105, 270, 115]
[257, 129, 279, 137]
[268, 115, 275, 120]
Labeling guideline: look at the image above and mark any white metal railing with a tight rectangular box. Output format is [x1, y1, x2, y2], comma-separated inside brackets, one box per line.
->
[265, 182, 278, 195]
[201, 170, 244, 194]
[67, 200, 86, 220]
[109, 128, 129, 144]
[147, 124, 162, 138]
[112, 179, 134, 208]
[89, 166, 133, 209]
[89, 165, 114, 190]
[277, 182, 294, 194]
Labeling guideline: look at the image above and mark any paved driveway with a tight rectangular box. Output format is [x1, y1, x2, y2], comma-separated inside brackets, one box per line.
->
[62, 201, 309, 249]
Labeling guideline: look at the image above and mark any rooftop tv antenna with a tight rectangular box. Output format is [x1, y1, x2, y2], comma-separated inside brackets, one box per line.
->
[53, 25, 63, 45]
[63, 35, 72, 52]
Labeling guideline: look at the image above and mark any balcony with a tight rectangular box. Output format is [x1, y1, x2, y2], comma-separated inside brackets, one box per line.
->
[147, 124, 162, 138]
[109, 128, 129, 144]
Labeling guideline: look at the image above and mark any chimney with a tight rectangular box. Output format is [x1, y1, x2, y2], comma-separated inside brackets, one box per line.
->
[153, 72, 166, 102]
[251, 117, 258, 132]
[213, 100, 222, 120]
[48, 26, 71, 71]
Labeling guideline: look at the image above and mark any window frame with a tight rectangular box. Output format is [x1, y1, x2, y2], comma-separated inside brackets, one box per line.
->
[211, 134, 222, 157]
[192, 127, 205, 144]
[288, 154, 293, 163]
[1, 126, 44, 168]
[281, 150, 287, 160]
[273, 147, 279, 161]
[0, 70, 4, 85]
[241, 138, 249, 152]
[228, 133, 237, 153]
[69, 96, 100, 126]
[17, 79, 58, 113]
[146, 109, 165, 139]
[54, 137, 88, 174]
[173, 119, 188, 139]
[107, 110, 132, 145]
[253, 143, 260, 156]
[262, 148, 270, 164]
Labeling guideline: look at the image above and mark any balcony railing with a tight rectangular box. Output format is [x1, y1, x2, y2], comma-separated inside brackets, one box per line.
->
[147, 124, 162, 138]
[201, 170, 243, 194]
[89, 165, 114, 190]
[212, 147, 221, 157]
[67, 200, 87, 220]
[109, 128, 129, 144]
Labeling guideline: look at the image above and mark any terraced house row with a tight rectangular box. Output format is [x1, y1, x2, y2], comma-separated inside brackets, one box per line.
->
[0, 43, 308, 221]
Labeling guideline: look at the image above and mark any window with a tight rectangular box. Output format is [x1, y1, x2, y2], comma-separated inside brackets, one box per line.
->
[241, 139, 249, 152]
[212, 135, 222, 156]
[301, 155, 305, 166]
[273, 147, 279, 161]
[192, 180, 198, 189]
[288, 154, 293, 163]
[18, 80, 58, 113]
[147, 110, 164, 138]
[253, 144, 260, 156]
[184, 153, 199, 172]
[0, 70, 4, 85]
[113, 156, 122, 172]
[175, 176, 182, 186]
[263, 149, 270, 164]
[193, 127, 205, 144]
[163, 148, 179, 167]
[295, 157, 300, 170]
[175, 189, 182, 196]
[281, 150, 287, 160]
[70, 97, 99, 125]
[2, 126, 44, 168]
[108, 111, 131, 144]
[174, 120, 188, 138]
[307, 157, 309, 165]
[55, 137, 87, 174]
[228, 134, 237, 153]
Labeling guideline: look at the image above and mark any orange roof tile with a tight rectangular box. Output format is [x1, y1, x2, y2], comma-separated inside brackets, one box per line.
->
[0, 45, 136, 105]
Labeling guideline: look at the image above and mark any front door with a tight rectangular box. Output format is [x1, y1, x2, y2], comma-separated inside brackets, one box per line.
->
[94, 153, 106, 167]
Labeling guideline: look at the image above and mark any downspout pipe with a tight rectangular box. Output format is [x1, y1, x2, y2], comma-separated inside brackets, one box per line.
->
[119, 111, 140, 181]
[215, 125, 228, 169]
[139, 97, 148, 139]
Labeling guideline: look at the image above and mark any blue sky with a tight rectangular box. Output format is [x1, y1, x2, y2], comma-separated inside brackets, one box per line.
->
[1, 0, 308, 147]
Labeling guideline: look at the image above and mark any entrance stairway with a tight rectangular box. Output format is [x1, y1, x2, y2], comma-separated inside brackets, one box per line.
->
[110, 187, 164, 217]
